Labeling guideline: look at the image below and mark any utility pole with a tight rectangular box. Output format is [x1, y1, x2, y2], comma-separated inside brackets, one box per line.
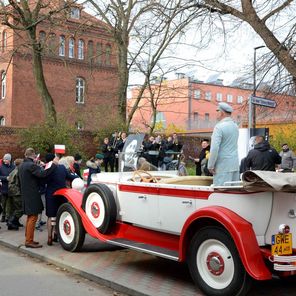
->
[250, 45, 265, 129]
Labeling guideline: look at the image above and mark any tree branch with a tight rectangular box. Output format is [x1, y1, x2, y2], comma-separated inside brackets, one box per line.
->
[262, 0, 294, 23]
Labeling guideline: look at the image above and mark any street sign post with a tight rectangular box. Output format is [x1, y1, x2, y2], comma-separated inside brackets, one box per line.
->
[251, 96, 277, 108]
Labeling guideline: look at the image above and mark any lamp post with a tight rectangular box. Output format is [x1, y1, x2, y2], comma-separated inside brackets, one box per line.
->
[249, 45, 265, 129]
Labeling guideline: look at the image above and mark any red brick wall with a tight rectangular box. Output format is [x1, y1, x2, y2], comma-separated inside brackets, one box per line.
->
[0, 126, 98, 160]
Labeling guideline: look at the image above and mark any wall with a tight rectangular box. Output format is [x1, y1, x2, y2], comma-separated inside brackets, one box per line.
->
[0, 127, 97, 160]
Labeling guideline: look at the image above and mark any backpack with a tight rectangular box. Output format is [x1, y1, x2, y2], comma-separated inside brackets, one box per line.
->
[8, 168, 21, 197]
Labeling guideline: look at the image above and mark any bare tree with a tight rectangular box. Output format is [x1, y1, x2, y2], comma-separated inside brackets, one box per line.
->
[194, 0, 296, 88]
[0, 0, 75, 122]
[85, 0, 204, 126]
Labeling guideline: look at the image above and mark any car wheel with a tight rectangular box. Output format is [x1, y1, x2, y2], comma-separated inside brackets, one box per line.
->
[56, 203, 85, 252]
[188, 226, 251, 296]
[82, 183, 117, 234]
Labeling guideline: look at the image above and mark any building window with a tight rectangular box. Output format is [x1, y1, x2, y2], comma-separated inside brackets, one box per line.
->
[96, 43, 102, 64]
[216, 93, 222, 101]
[105, 44, 111, 65]
[69, 38, 75, 58]
[2, 31, 7, 51]
[70, 7, 80, 19]
[75, 121, 84, 130]
[78, 39, 84, 60]
[1, 71, 6, 99]
[76, 77, 85, 103]
[39, 31, 46, 48]
[237, 115, 241, 123]
[237, 95, 243, 104]
[226, 94, 233, 103]
[154, 111, 166, 128]
[59, 35, 65, 56]
[0, 116, 5, 126]
[205, 91, 212, 101]
[193, 112, 199, 122]
[205, 113, 209, 121]
[193, 90, 200, 99]
[48, 33, 57, 55]
[87, 40, 94, 63]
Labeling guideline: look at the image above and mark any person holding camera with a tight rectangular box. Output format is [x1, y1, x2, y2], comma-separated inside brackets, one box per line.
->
[102, 137, 115, 172]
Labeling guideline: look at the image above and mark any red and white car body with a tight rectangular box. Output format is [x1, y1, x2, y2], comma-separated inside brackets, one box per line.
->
[55, 171, 296, 296]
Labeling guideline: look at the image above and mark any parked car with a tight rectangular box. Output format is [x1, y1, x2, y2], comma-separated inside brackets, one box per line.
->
[55, 169, 296, 296]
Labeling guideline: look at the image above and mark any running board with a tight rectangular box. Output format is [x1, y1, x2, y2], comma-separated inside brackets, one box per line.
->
[107, 238, 179, 261]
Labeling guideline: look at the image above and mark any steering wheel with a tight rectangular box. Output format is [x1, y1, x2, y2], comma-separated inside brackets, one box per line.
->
[132, 170, 158, 183]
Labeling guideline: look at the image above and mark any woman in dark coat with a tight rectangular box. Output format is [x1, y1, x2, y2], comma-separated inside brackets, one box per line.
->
[44, 153, 77, 246]
[18, 148, 56, 248]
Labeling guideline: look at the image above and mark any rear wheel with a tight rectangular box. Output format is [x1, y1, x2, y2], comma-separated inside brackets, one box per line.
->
[56, 203, 85, 252]
[187, 227, 251, 296]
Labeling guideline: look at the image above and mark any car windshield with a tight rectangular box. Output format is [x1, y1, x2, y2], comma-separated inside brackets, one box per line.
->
[118, 151, 181, 172]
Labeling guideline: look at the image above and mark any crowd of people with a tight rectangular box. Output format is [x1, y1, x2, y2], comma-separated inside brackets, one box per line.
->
[0, 149, 80, 248]
[98, 131, 184, 172]
[0, 103, 295, 248]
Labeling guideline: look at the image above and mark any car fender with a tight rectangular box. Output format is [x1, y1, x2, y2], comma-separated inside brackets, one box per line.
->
[179, 206, 272, 281]
[54, 188, 106, 239]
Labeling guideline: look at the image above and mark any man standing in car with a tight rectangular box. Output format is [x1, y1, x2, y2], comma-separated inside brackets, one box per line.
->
[208, 102, 239, 186]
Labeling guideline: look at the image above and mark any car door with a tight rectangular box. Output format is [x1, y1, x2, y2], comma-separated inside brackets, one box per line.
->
[117, 181, 159, 230]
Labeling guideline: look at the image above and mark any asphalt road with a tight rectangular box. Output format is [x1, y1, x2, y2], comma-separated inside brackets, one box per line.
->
[0, 245, 126, 296]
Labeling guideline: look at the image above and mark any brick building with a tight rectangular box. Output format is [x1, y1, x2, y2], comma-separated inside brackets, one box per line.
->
[129, 77, 296, 132]
[0, 3, 119, 130]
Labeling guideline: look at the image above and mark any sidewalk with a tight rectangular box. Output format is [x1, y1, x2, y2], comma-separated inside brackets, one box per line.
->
[0, 220, 199, 296]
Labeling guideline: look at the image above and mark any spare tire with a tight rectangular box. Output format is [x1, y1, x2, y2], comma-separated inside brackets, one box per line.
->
[82, 183, 117, 234]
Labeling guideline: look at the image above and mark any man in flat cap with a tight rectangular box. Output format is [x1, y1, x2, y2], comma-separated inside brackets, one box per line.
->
[207, 102, 239, 186]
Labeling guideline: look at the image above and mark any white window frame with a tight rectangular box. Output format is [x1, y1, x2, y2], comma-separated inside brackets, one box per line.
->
[69, 38, 75, 58]
[237, 95, 243, 104]
[1, 71, 6, 99]
[227, 94, 233, 103]
[205, 113, 210, 121]
[78, 39, 84, 60]
[0, 116, 5, 126]
[59, 36, 65, 57]
[216, 93, 222, 102]
[205, 91, 212, 101]
[76, 77, 85, 104]
[70, 7, 80, 19]
[193, 90, 201, 99]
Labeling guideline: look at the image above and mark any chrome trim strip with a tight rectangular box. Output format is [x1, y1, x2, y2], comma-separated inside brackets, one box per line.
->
[107, 240, 179, 261]
[274, 255, 296, 263]
[274, 264, 296, 271]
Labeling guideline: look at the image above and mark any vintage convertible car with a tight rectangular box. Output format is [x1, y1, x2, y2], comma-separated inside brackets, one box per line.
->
[54, 167, 296, 296]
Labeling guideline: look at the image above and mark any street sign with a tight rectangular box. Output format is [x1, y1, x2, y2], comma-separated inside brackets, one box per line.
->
[251, 95, 277, 108]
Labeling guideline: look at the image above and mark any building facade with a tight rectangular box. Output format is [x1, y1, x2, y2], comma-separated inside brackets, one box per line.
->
[129, 77, 296, 132]
[0, 4, 119, 130]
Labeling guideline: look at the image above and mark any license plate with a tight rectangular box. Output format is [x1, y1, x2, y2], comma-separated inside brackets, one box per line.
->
[271, 233, 292, 256]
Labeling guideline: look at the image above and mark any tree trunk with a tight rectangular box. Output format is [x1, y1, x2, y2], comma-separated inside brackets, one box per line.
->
[126, 77, 149, 130]
[117, 42, 129, 123]
[28, 29, 57, 123]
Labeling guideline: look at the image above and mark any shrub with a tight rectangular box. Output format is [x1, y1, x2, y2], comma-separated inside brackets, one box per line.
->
[18, 118, 84, 157]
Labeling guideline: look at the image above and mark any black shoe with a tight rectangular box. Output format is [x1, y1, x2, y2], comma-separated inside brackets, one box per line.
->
[7, 224, 19, 231]
[53, 233, 58, 242]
